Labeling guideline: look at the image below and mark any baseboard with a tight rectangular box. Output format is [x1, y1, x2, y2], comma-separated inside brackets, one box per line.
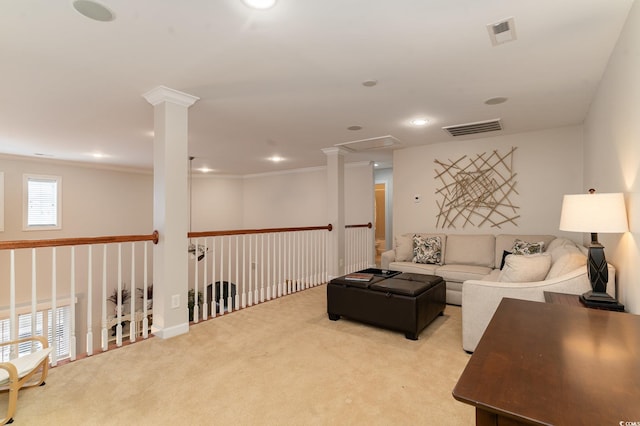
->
[152, 322, 189, 339]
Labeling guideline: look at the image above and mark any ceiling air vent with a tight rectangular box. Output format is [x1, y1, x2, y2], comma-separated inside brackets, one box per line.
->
[335, 135, 401, 152]
[487, 17, 516, 46]
[442, 119, 503, 137]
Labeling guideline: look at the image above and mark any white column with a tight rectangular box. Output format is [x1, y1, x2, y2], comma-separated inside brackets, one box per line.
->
[322, 147, 348, 279]
[143, 86, 199, 339]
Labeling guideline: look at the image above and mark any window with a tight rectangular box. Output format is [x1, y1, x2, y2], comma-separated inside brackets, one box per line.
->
[23, 174, 62, 230]
[0, 305, 71, 362]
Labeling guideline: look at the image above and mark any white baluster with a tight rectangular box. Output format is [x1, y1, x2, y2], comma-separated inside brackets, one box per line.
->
[193, 238, 199, 324]
[51, 247, 57, 366]
[266, 234, 271, 301]
[31, 249, 37, 351]
[219, 238, 225, 314]
[235, 235, 240, 310]
[242, 235, 247, 309]
[87, 245, 95, 355]
[101, 244, 108, 352]
[260, 234, 265, 303]
[211, 238, 218, 318]
[228, 238, 233, 312]
[278, 233, 282, 297]
[70, 247, 77, 361]
[130, 243, 137, 340]
[9, 250, 17, 359]
[142, 242, 149, 338]
[116, 243, 123, 347]
[202, 239, 208, 321]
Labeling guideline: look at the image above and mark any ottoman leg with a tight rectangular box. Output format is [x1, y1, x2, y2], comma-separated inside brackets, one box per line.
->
[328, 313, 340, 321]
[405, 332, 418, 340]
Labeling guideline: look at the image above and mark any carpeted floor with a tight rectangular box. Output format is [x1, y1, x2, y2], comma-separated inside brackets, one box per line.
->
[2, 284, 474, 425]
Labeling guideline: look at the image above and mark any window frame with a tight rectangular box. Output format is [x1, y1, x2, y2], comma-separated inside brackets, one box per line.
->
[23, 173, 62, 231]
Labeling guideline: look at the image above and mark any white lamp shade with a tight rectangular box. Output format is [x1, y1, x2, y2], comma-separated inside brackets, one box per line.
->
[559, 192, 629, 233]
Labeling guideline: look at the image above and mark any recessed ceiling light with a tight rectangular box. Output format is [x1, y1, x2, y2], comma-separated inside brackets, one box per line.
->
[268, 156, 284, 163]
[72, 0, 115, 22]
[362, 80, 378, 87]
[242, 0, 277, 10]
[410, 118, 429, 126]
[197, 167, 213, 173]
[91, 152, 107, 158]
[347, 125, 363, 131]
[374, 163, 379, 167]
[484, 97, 508, 105]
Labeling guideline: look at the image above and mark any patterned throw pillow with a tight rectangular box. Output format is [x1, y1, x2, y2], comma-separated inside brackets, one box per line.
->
[412, 235, 442, 264]
[512, 239, 544, 255]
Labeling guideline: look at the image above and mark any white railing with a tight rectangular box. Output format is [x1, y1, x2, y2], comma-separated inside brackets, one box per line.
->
[187, 225, 332, 323]
[344, 222, 374, 274]
[1, 221, 371, 363]
[0, 232, 158, 365]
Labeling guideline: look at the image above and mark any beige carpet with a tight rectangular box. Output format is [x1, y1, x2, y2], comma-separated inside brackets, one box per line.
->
[3, 284, 474, 425]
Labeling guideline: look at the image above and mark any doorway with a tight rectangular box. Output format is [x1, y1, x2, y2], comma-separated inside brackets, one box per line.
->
[374, 183, 386, 266]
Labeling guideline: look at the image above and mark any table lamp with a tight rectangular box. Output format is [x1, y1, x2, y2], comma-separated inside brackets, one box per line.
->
[559, 189, 628, 306]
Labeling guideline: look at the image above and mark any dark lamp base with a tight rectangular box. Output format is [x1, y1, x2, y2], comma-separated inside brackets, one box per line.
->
[580, 291, 625, 311]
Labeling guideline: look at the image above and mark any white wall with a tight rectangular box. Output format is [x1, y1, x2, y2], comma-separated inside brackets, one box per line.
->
[583, 0, 640, 314]
[191, 175, 244, 231]
[242, 163, 374, 229]
[393, 126, 584, 237]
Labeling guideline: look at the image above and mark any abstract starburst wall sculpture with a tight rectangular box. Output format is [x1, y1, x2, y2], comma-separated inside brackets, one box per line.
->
[434, 147, 519, 229]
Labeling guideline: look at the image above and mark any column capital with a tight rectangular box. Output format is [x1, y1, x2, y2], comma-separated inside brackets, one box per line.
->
[143, 86, 200, 107]
[321, 147, 350, 157]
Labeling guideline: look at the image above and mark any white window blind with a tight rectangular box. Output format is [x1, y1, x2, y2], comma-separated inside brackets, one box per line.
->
[0, 305, 70, 362]
[24, 174, 62, 230]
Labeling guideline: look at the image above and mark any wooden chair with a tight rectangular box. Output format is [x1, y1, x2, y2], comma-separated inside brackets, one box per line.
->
[0, 336, 51, 425]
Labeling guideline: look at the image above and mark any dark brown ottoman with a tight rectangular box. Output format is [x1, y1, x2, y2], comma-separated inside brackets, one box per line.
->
[327, 272, 446, 340]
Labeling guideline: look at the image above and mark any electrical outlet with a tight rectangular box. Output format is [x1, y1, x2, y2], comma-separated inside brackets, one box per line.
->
[171, 294, 180, 309]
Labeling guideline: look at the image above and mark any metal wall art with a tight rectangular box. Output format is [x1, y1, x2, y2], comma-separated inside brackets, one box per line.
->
[434, 147, 519, 229]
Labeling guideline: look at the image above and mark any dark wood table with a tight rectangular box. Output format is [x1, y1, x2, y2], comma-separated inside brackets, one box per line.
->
[452, 298, 640, 425]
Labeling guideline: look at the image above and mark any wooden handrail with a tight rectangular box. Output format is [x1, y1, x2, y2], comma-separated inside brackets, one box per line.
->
[0, 230, 159, 251]
[345, 222, 372, 229]
[188, 224, 333, 239]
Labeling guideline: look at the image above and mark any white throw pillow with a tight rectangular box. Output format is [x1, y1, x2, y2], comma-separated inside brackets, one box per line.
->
[499, 253, 552, 283]
[395, 234, 413, 261]
[546, 251, 587, 279]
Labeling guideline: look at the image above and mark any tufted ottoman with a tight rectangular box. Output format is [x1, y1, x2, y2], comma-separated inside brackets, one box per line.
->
[327, 271, 446, 340]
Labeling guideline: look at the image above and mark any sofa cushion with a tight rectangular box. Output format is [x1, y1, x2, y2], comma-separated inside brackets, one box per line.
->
[494, 234, 556, 267]
[498, 253, 552, 283]
[436, 264, 492, 282]
[546, 246, 587, 279]
[388, 261, 439, 275]
[445, 234, 495, 268]
[395, 234, 413, 261]
[412, 235, 442, 264]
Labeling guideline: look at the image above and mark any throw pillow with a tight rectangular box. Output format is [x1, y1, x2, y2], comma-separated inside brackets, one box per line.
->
[512, 239, 545, 256]
[412, 235, 442, 265]
[500, 250, 512, 270]
[499, 253, 552, 283]
[395, 234, 413, 261]
[546, 251, 587, 279]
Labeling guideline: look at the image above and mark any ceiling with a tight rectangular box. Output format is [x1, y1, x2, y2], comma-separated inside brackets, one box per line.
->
[0, 0, 634, 175]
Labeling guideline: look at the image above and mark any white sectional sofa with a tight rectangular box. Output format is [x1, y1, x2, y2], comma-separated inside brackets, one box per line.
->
[381, 233, 616, 352]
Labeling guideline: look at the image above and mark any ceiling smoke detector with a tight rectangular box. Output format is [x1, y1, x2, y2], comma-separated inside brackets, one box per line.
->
[442, 119, 503, 137]
[72, 0, 115, 22]
[487, 17, 516, 46]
